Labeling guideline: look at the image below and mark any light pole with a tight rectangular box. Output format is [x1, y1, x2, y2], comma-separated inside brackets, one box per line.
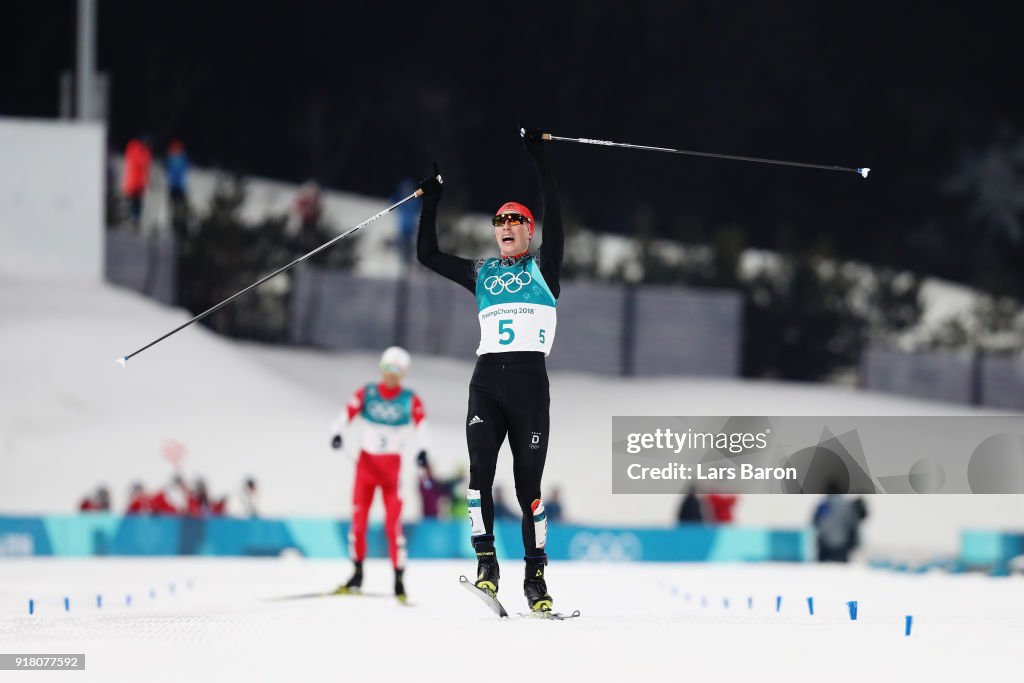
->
[76, 0, 96, 120]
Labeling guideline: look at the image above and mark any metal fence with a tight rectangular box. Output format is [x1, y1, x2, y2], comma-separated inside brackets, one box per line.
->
[978, 355, 1024, 410]
[290, 266, 742, 377]
[104, 228, 176, 306]
[104, 231, 743, 377]
[862, 346, 1024, 409]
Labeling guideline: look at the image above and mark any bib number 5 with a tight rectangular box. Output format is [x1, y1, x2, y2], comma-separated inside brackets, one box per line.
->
[498, 319, 515, 345]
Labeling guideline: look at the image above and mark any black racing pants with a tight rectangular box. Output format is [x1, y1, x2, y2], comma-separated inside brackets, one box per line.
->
[466, 351, 549, 563]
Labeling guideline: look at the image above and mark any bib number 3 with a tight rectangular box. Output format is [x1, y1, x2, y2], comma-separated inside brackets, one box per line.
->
[498, 319, 515, 345]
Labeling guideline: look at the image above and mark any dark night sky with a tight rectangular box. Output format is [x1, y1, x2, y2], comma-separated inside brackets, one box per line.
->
[3, 1, 1022, 282]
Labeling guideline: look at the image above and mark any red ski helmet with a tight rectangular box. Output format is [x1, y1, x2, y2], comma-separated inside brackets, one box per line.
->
[494, 201, 535, 238]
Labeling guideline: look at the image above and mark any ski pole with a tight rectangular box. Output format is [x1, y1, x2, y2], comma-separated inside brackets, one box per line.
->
[539, 131, 870, 178]
[115, 180, 438, 366]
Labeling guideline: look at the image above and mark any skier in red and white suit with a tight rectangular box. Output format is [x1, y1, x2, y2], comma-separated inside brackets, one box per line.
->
[330, 346, 429, 601]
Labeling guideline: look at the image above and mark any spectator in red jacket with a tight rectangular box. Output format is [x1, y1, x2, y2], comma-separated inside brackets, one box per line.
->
[706, 493, 738, 523]
[149, 476, 188, 515]
[125, 482, 151, 515]
[148, 490, 178, 515]
[121, 136, 152, 229]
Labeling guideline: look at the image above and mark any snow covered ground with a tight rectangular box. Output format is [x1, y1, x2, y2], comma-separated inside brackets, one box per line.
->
[0, 557, 1021, 682]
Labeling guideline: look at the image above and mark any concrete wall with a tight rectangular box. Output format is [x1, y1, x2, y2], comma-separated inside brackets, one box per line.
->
[0, 118, 105, 281]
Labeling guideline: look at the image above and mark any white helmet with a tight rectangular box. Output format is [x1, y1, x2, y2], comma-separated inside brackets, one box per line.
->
[380, 346, 411, 374]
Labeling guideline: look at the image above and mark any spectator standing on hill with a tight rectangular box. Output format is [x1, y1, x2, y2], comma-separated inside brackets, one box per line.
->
[121, 136, 152, 229]
[166, 140, 189, 238]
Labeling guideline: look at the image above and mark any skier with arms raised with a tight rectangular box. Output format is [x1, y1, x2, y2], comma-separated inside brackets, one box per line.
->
[416, 125, 563, 613]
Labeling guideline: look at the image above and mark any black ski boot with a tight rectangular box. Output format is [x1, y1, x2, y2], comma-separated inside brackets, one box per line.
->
[475, 553, 500, 597]
[523, 558, 553, 612]
[394, 568, 407, 603]
[335, 560, 363, 594]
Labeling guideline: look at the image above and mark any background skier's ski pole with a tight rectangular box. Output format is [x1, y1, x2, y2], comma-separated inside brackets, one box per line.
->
[115, 183, 435, 366]
[539, 131, 870, 178]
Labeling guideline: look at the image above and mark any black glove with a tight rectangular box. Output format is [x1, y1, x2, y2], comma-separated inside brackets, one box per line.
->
[520, 122, 546, 143]
[415, 450, 428, 468]
[520, 122, 547, 155]
[331, 434, 343, 450]
[417, 161, 443, 200]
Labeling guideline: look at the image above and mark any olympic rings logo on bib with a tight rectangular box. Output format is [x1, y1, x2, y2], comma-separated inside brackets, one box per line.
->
[367, 402, 404, 423]
[484, 271, 533, 295]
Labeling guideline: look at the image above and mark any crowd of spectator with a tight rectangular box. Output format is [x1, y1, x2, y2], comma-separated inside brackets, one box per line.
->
[78, 476, 259, 518]
[115, 135, 190, 234]
[676, 482, 869, 564]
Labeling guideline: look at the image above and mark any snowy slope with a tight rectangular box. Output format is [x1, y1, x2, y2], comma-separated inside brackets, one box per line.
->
[2, 272, 1019, 557]
[0, 275, 353, 519]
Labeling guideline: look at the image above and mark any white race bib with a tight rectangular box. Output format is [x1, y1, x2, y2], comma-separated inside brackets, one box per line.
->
[477, 303, 557, 355]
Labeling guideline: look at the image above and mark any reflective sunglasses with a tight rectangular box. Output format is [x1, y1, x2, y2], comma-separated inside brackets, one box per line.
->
[492, 212, 531, 228]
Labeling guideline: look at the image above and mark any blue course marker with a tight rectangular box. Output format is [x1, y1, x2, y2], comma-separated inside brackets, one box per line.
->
[64, 597, 70, 612]
[28, 599, 34, 615]
[847, 600, 858, 620]
[126, 594, 132, 607]
[96, 594, 103, 609]
[775, 595, 782, 612]
[905, 615, 913, 636]
[807, 596, 815, 615]
[747, 596, 753, 610]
